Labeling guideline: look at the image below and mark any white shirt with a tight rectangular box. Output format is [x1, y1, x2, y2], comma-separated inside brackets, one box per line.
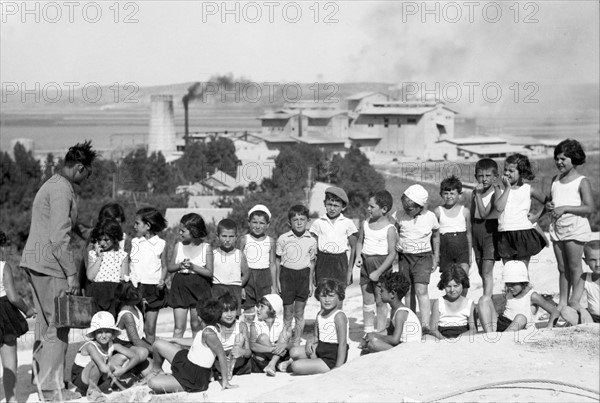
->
[393, 210, 439, 254]
[188, 325, 219, 368]
[213, 248, 243, 285]
[584, 273, 600, 316]
[498, 184, 533, 232]
[276, 230, 317, 269]
[310, 214, 358, 254]
[243, 234, 273, 269]
[362, 222, 396, 256]
[438, 206, 467, 234]
[129, 235, 166, 285]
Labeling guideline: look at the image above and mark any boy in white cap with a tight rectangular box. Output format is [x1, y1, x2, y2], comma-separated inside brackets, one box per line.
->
[478, 260, 560, 332]
[309, 186, 358, 289]
[238, 204, 277, 322]
[392, 184, 440, 333]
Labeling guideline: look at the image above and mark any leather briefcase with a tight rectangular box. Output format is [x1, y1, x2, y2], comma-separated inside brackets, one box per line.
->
[54, 295, 94, 329]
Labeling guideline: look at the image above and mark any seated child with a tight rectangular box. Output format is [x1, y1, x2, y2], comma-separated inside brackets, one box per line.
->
[249, 294, 291, 376]
[428, 264, 476, 340]
[147, 299, 235, 393]
[561, 240, 600, 324]
[71, 311, 141, 400]
[214, 293, 252, 380]
[361, 271, 421, 353]
[479, 260, 560, 332]
[279, 279, 349, 375]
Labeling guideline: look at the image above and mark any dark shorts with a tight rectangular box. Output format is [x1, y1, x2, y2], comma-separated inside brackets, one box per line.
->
[139, 283, 167, 311]
[243, 269, 272, 309]
[167, 272, 212, 309]
[497, 228, 544, 260]
[315, 251, 349, 287]
[359, 254, 387, 292]
[472, 218, 500, 266]
[398, 252, 433, 285]
[171, 349, 212, 392]
[316, 341, 348, 369]
[496, 314, 512, 332]
[213, 353, 252, 377]
[578, 309, 600, 324]
[250, 350, 290, 373]
[212, 284, 243, 314]
[438, 325, 469, 339]
[439, 232, 470, 272]
[87, 281, 120, 318]
[280, 266, 310, 305]
[71, 364, 109, 394]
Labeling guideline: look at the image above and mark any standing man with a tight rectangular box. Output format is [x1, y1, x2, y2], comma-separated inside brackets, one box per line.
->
[20, 141, 97, 401]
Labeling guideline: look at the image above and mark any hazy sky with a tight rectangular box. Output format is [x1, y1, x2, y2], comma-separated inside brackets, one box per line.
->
[1, 1, 598, 87]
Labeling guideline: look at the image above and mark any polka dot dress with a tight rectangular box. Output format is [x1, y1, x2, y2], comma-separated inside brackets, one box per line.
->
[89, 249, 128, 282]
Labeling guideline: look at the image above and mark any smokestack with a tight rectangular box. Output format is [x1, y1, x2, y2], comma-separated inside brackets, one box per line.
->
[182, 82, 202, 147]
[148, 95, 176, 156]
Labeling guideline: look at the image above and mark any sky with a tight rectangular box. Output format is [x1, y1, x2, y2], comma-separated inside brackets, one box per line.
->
[1, 1, 599, 87]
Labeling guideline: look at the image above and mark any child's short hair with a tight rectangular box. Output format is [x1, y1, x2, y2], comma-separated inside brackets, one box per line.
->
[371, 190, 393, 212]
[115, 281, 143, 305]
[475, 158, 498, 174]
[218, 292, 239, 312]
[505, 154, 535, 181]
[554, 139, 586, 166]
[136, 207, 167, 234]
[90, 219, 123, 245]
[64, 140, 97, 167]
[180, 213, 208, 238]
[197, 298, 223, 326]
[378, 271, 410, 300]
[288, 204, 310, 221]
[440, 175, 463, 193]
[98, 203, 126, 224]
[217, 218, 237, 235]
[437, 264, 470, 290]
[258, 297, 277, 319]
[585, 240, 600, 256]
[315, 278, 345, 301]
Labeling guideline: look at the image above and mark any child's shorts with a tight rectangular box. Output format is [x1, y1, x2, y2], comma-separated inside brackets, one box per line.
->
[212, 284, 243, 314]
[138, 283, 167, 311]
[497, 228, 544, 260]
[213, 353, 252, 377]
[472, 218, 499, 265]
[171, 349, 211, 392]
[71, 363, 109, 394]
[280, 266, 310, 305]
[578, 309, 600, 324]
[439, 232, 470, 272]
[398, 252, 433, 284]
[250, 350, 290, 373]
[0, 296, 29, 344]
[315, 251, 349, 287]
[87, 281, 120, 318]
[316, 341, 349, 369]
[243, 269, 272, 309]
[496, 314, 513, 332]
[359, 254, 387, 290]
[438, 325, 469, 339]
[167, 272, 212, 309]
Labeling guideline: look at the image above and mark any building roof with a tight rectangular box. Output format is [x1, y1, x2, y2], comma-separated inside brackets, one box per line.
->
[358, 106, 435, 116]
[345, 91, 386, 101]
[441, 136, 507, 145]
[292, 134, 346, 145]
[348, 131, 383, 140]
[538, 139, 561, 147]
[303, 110, 348, 119]
[501, 135, 546, 146]
[457, 144, 526, 156]
[251, 132, 298, 144]
[258, 110, 297, 120]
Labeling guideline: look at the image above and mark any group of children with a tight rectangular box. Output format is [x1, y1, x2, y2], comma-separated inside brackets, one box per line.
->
[0, 138, 597, 401]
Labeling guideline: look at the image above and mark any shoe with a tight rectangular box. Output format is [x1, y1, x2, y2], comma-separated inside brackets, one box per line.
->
[40, 389, 82, 402]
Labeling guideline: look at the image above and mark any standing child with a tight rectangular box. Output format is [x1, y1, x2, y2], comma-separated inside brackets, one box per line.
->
[167, 213, 213, 338]
[147, 299, 235, 393]
[360, 271, 421, 353]
[310, 186, 358, 288]
[1, 232, 36, 403]
[393, 184, 440, 332]
[71, 311, 142, 400]
[354, 190, 397, 333]
[479, 261, 560, 332]
[278, 279, 349, 375]
[239, 205, 276, 322]
[428, 264, 476, 340]
[434, 176, 472, 281]
[129, 207, 168, 344]
[561, 240, 600, 325]
[495, 153, 547, 266]
[276, 205, 317, 344]
[212, 219, 249, 316]
[471, 158, 502, 297]
[546, 139, 594, 311]
[249, 294, 291, 376]
[214, 293, 252, 380]
[87, 219, 129, 318]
